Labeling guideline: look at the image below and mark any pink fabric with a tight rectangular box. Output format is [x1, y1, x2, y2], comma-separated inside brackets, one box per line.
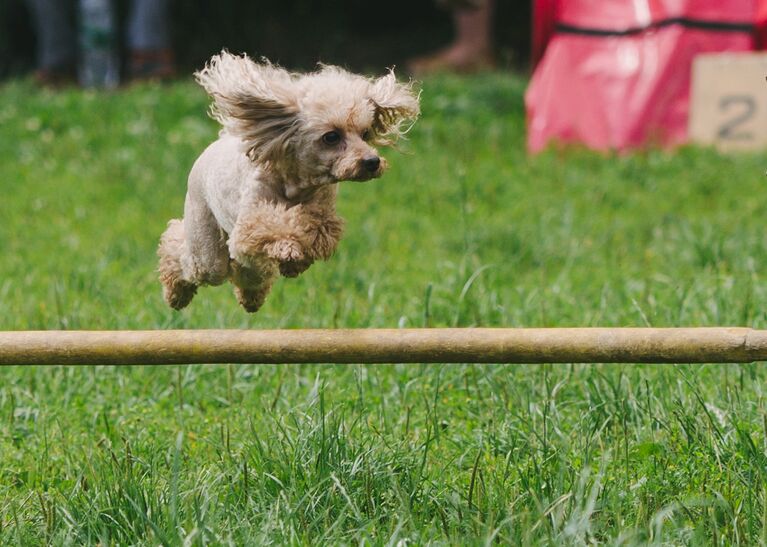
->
[756, 0, 767, 47]
[526, 0, 757, 152]
[532, 0, 558, 68]
[557, 0, 755, 28]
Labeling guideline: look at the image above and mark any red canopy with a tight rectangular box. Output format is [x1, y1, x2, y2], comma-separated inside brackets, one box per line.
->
[527, 0, 761, 152]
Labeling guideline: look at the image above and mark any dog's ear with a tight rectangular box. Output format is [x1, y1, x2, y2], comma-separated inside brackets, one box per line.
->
[195, 51, 299, 162]
[368, 71, 420, 145]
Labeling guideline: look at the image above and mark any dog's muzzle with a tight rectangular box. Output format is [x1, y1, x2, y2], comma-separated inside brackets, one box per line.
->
[349, 156, 384, 181]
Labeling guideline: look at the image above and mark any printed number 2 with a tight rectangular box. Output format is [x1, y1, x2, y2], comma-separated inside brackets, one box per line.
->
[717, 95, 756, 141]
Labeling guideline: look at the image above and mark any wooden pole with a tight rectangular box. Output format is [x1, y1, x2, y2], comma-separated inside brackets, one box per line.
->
[1, 328, 767, 365]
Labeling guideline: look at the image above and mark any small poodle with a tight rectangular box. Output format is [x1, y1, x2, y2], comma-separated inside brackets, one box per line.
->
[157, 52, 420, 312]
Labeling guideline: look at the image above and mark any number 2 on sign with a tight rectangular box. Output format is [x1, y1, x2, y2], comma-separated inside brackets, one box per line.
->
[717, 95, 756, 141]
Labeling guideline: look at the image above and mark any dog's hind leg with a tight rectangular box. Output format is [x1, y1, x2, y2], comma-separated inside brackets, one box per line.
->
[158, 219, 198, 310]
[229, 258, 278, 313]
[180, 190, 231, 286]
[158, 191, 230, 310]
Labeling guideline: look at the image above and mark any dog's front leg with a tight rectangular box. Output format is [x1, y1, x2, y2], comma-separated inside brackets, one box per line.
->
[296, 205, 345, 262]
[228, 200, 312, 274]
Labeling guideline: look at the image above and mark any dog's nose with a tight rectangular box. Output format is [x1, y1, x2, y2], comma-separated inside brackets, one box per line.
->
[362, 156, 380, 172]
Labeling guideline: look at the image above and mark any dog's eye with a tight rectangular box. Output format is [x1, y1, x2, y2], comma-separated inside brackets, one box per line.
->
[322, 131, 341, 145]
[362, 129, 371, 141]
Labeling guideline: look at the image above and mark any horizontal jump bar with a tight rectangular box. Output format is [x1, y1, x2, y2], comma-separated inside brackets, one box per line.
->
[1, 328, 767, 365]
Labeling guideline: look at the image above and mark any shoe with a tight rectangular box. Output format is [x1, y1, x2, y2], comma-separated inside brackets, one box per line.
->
[129, 49, 176, 82]
[33, 63, 77, 88]
[407, 46, 496, 76]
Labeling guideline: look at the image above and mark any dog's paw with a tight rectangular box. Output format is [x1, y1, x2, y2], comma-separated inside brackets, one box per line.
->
[234, 286, 268, 313]
[162, 279, 197, 310]
[263, 239, 305, 263]
[279, 258, 313, 278]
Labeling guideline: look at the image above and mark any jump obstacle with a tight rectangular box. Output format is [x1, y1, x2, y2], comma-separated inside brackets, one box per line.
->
[1, 328, 767, 365]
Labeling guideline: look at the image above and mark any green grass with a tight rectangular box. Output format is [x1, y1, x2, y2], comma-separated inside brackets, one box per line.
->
[1, 73, 767, 545]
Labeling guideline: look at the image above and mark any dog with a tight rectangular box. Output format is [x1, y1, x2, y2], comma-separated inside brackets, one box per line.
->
[157, 51, 420, 312]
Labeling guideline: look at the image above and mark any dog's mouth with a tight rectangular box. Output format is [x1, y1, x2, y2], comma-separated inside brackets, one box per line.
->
[331, 170, 381, 183]
[347, 170, 382, 182]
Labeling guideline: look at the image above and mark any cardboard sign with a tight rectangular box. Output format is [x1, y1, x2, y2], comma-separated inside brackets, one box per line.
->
[689, 52, 767, 151]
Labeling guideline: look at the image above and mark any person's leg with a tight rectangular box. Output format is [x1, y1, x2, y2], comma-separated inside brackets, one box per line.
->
[25, 0, 77, 83]
[453, 0, 494, 59]
[127, 0, 169, 51]
[408, 0, 495, 76]
[127, 0, 174, 80]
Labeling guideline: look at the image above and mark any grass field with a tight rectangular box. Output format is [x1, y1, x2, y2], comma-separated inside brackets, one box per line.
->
[2, 73, 767, 545]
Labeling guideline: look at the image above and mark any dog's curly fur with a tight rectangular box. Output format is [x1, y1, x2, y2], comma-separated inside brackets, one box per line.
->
[158, 51, 420, 311]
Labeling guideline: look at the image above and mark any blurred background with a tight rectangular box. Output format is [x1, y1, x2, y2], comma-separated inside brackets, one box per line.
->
[5, 0, 767, 152]
[0, 0, 532, 80]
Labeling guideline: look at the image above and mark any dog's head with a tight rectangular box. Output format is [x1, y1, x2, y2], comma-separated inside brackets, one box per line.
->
[196, 51, 420, 187]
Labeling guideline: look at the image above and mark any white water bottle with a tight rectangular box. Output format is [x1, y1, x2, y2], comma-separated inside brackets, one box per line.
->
[78, 0, 119, 88]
